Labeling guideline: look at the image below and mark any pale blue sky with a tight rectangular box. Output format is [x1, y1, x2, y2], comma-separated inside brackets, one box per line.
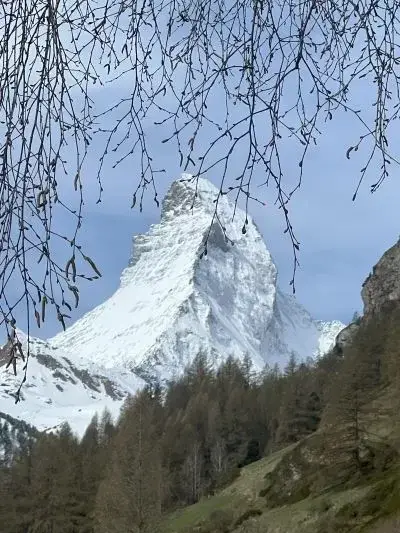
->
[20, 143, 400, 339]
[6, 73, 400, 340]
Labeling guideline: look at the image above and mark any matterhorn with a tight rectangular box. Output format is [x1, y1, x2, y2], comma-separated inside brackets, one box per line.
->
[0, 176, 344, 435]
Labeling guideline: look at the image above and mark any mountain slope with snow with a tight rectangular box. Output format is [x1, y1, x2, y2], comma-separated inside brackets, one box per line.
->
[0, 332, 143, 436]
[1, 176, 344, 434]
[50, 176, 344, 378]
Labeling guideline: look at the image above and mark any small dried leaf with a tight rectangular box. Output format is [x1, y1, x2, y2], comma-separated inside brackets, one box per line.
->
[65, 257, 76, 281]
[16, 341, 25, 361]
[57, 312, 66, 331]
[83, 255, 102, 277]
[69, 285, 79, 308]
[41, 296, 47, 322]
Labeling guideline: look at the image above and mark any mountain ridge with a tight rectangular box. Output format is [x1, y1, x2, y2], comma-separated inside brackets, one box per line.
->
[0, 176, 344, 434]
[49, 176, 343, 375]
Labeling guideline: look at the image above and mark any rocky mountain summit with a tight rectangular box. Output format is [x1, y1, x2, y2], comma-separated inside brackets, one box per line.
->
[336, 239, 400, 353]
[1, 176, 344, 434]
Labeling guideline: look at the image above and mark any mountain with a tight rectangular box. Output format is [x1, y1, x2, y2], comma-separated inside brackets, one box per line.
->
[0, 331, 143, 436]
[0, 176, 344, 435]
[49, 177, 344, 375]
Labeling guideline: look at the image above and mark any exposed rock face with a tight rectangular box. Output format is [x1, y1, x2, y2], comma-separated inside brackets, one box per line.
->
[362, 241, 400, 317]
[0, 342, 12, 367]
[335, 322, 361, 355]
[334, 239, 400, 353]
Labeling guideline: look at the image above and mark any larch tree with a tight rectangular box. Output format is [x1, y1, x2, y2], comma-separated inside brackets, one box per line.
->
[95, 390, 162, 533]
[323, 323, 385, 476]
[276, 362, 322, 445]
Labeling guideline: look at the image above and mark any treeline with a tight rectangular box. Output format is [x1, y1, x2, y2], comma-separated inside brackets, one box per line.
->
[0, 351, 340, 533]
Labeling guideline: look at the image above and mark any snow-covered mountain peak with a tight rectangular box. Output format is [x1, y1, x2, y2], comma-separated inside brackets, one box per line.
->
[123, 175, 250, 281]
[1, 175, 345, 434]
[50, 175, 343, 379]
[51, 175, 280, 375]
[123, 178, 214, 283]
[161, 175, 222, 220]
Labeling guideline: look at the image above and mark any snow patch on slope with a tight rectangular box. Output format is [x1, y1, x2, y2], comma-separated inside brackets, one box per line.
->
[0, 332, 143, 436]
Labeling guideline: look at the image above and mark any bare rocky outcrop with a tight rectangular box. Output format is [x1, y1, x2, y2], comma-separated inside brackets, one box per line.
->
[335, 322, 360, 355]
[0, 342, 12, 367]
[361, 240, 400, 317]
[334, 240, 400, 353]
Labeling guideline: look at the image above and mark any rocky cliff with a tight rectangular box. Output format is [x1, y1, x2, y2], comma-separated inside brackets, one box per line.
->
[362, 240, 400, 317]
[335, 239, 400, 354]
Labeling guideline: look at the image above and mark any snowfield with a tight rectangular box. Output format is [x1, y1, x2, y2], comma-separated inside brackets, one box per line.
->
[0, 332, 144, 436]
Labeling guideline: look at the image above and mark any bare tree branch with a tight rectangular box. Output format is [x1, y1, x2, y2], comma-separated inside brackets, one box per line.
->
[2, 0, 400, 387]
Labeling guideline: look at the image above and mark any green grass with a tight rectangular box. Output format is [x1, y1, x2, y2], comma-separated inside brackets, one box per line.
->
[165, 493, 238, 533]
[164, 444, 296, 533]
[164, 444, 400, 533]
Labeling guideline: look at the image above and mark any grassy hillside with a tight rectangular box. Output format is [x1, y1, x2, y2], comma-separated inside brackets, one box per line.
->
[165, 445, 295, 533]
[165, 441, 400, 533]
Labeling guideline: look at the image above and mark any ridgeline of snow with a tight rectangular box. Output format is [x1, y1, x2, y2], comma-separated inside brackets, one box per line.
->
[1, 176, 344, 435]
